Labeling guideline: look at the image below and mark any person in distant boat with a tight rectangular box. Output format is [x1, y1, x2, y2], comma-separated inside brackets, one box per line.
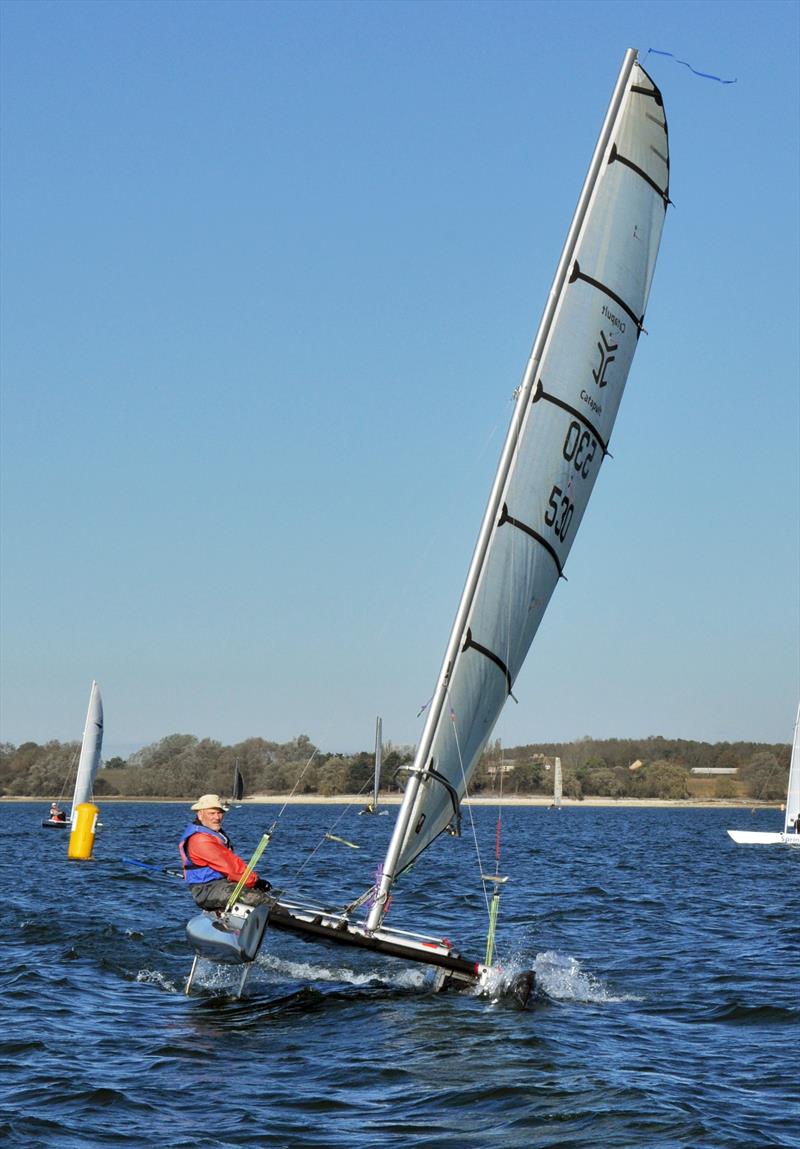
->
[49, 803, 66, 822]
[179, 794, 273, 910]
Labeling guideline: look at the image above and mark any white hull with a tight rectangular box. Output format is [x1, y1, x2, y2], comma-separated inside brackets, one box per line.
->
[726, 829, 800, 846]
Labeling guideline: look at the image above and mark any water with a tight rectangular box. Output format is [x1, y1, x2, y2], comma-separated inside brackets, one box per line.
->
[1, 802, 798, 1148]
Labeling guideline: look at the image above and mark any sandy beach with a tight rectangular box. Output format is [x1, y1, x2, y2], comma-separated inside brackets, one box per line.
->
[4, 794, 780, 809]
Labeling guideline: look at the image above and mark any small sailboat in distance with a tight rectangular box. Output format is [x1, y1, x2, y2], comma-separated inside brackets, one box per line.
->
[727, 702, 800, 845]
[42, 681, 104, 829]
[184, 48, 670, 1003]
[232, 761, 245, 805]
[552, 757, 563, 809]
[360, 717, 388, 815]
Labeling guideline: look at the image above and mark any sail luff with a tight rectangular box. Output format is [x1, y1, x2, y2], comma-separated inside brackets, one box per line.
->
[784, 702, 800, 834]
[367, 49, 647, 931]
[71, 681, 103, 814]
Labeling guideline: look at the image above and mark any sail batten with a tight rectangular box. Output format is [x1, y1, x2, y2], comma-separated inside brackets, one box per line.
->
[368, 49, 669, 929]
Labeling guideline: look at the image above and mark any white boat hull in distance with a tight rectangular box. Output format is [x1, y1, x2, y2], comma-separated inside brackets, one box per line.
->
[726, 829, 800, 846]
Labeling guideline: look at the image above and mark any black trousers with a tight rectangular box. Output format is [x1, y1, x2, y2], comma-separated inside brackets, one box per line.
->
[190, 879, 273, 910]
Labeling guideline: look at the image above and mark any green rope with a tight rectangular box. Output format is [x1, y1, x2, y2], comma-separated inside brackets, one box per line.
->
[225, 831, 271, 910]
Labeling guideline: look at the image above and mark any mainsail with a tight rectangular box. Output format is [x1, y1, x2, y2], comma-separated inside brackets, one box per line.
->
[368, 49, 669, 928]
[373, 717, 383, 809]
[783, 702, 800, 835]
[72, 680, 104, 813]
[553, 757, 563, 808]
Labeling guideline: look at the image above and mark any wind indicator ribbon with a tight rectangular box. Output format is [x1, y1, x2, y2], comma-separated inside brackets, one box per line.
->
[646, 48, 737, 84]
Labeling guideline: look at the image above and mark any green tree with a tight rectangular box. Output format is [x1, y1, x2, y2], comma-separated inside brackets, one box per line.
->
[635, 761, 690, 800]
[714, 776, 738, 799]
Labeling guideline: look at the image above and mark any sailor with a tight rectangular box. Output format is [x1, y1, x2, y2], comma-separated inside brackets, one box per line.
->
[49, 803, 66, 822]
[179, 794, 273, 910]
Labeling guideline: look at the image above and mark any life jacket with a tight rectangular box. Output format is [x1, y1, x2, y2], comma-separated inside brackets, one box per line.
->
[178, 823, 235, 885]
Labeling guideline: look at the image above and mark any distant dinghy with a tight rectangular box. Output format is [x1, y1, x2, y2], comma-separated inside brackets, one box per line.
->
[727, 702, 800, 846]
[42, 681, 104, 829]
[360, 717, 389, 815]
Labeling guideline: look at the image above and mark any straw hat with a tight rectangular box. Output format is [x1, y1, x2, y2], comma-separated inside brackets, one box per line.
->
[191, 793, 229, 812]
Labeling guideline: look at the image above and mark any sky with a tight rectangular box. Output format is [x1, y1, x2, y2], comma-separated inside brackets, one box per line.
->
[1, 0, 798, 760]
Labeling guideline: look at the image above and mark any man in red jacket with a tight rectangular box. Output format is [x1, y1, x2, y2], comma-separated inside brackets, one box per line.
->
[179, 793, 273, 910]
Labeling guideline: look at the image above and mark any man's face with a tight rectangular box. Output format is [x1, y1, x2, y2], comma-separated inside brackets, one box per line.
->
[198, 807, 225, 830]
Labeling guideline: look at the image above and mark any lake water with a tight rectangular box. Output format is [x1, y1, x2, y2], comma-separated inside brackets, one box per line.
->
[1, 801, 798, 1148]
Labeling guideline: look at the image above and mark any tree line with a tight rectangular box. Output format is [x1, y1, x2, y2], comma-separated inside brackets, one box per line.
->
[0, 731, 790, 803]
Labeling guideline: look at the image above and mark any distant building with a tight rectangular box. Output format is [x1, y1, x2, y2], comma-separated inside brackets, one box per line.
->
[485, 762, 515, 777]
[628, 760, 644, 771]
[691, 767, 738, 776]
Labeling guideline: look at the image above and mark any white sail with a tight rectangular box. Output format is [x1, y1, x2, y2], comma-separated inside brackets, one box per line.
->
[71, 681, 103, 813]
[553, 757, 563, 808]
[373, 716, 383, 809]
[727, 701, 800, 845]
[369, 50, 668, 927]
[783, 701, 800, 835]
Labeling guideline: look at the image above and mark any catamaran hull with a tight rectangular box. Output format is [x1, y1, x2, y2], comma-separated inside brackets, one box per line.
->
[267, 902, 534, 1002]
[185, 899, 534, 1005]
[42, 819, 70, 829]
[727, 829, 800, 846]
[186, 904, 270, 964]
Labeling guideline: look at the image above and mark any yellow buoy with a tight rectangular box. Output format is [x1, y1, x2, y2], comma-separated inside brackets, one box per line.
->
[68, 802, 99, 860]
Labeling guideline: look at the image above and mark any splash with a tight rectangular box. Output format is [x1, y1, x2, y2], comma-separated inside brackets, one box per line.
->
[136, 968, 181, 994]
[257, 951, 428, 990]
[533, 951, 643, 1004]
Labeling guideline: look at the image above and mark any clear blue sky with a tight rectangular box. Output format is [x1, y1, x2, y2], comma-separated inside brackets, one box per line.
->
[1, 0, 798, 760]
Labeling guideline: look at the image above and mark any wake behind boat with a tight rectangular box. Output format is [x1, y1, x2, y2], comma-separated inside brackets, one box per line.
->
[184, 47, 670, 1002]
[727, 702, 800, 846]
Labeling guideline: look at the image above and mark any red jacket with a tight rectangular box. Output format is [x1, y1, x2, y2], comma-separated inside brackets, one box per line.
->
[185, 829, 258, 886]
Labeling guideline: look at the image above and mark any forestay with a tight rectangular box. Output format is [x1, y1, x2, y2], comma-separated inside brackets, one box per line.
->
[369, 51, 669, 925]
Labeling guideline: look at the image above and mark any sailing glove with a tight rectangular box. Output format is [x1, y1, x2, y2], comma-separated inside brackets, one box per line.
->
[253, 878, 272, 891]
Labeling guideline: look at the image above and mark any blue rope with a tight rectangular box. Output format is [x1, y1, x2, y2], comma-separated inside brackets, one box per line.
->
[646, 48, 737, 85]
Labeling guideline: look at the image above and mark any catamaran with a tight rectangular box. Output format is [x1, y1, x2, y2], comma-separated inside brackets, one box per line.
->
[42, 681, 104, 828]
[184, 47, 670, 1001]
[727, 702, 800, 845]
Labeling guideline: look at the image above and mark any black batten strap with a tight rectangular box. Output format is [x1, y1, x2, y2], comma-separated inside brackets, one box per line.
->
[608, 142, 671, 208]
[531, 379, 610, 457]
[497, 502, 566, 580]
[569, 259, 643, 335]
[461, 627, 517, 701]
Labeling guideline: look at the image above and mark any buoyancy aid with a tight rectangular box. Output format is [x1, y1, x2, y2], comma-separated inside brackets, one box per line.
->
[178, 823, 235, 885]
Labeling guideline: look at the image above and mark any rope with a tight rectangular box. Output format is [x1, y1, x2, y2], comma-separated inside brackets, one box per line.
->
[292, 776, 373, 880]
[449, 708, 491, 919]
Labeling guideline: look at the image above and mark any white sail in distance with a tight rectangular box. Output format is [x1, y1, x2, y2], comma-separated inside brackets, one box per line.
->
[71, 681, 104, 814]
[783, 702, 800, 835]
[373, 716, 383, 808]
[368, 50, 669, 927]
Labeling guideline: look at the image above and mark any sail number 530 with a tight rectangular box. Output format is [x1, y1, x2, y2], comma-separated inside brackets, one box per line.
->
[562, 421, 597, 478]
[545, 485, 573, 542]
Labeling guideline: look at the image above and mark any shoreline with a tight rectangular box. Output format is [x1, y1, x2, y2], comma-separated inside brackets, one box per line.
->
[2, 794, 781, 810]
